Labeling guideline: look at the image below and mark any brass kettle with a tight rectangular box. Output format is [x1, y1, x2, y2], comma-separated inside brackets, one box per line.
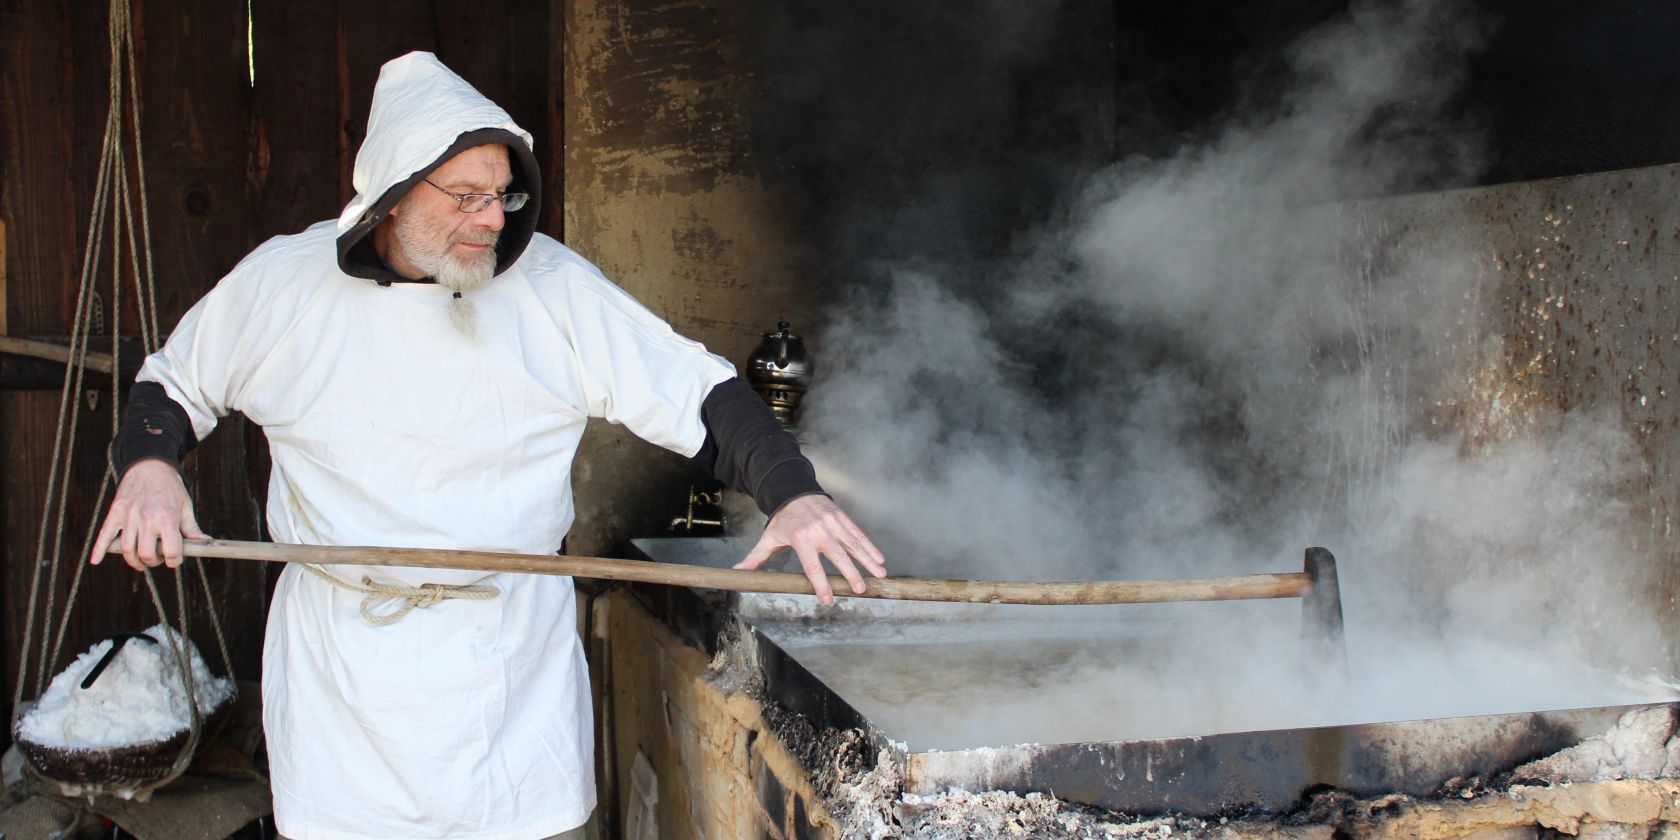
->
[747, 321, 811, 431]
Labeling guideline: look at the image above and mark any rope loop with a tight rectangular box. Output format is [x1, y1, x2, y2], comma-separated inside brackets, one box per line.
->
[302, 565, 501, 625]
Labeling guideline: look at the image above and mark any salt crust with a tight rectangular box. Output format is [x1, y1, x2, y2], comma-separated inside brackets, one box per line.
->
[16, 624, 233, 750]
[1515, 706, 1680, 783]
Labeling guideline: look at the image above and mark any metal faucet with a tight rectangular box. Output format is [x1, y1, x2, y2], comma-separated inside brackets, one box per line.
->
[670, 486, 726, 531]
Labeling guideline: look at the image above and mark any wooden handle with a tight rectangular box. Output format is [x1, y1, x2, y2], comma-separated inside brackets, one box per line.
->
[142, 538, 1313, 606]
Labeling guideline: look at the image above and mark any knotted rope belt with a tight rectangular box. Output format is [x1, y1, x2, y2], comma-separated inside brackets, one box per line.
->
[303, 564, 501, 625]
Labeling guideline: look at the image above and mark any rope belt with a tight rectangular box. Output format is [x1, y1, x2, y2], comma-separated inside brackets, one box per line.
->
[303, 565, 501, 625]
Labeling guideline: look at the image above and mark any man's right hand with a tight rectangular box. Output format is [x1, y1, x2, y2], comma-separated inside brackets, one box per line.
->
[89, 459, 207, 571]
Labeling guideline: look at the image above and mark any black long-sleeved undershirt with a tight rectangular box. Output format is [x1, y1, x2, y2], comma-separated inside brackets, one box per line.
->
[111, 377, 824, 517]
[111, 381, 198, 474]
[688, 377, 825, 516]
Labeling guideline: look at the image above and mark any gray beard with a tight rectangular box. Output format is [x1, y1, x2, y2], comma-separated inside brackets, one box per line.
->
[447, 295, 480, 342]
[394, 213, 497, 294]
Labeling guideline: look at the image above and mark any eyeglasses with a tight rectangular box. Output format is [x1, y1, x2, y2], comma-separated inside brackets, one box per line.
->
[422, 179, 529, 213]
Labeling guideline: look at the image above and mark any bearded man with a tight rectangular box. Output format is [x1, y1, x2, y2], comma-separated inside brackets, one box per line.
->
[88, 52, 885, 840]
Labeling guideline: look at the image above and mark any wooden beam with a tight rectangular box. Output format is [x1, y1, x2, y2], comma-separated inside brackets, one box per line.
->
[0, 335, 145, 389]
[0, 336, 117, 374]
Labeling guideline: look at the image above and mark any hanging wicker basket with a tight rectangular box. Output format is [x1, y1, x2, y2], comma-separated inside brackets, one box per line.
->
[13, 689, 235, 801]
[14, 688, 234, 801]
[12, 626, 239, 801]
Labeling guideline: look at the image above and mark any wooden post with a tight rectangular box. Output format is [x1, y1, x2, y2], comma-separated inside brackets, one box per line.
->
[1, 218, 8, 337]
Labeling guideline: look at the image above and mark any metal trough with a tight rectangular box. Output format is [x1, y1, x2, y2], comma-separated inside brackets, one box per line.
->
[629, 537, 1675, 817]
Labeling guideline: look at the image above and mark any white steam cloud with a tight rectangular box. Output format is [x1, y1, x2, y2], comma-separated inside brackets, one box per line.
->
[784, 0, 1671, 741]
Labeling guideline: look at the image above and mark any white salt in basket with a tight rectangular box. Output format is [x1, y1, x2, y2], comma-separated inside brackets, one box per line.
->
[12, 624, 235, 800]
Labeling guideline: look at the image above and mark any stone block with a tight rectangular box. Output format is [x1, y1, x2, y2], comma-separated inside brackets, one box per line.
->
[1577, 822, 1657, 840]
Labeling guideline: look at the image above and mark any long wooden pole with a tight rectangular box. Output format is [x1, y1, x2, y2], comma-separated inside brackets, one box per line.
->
[147, 538, 1314, 606]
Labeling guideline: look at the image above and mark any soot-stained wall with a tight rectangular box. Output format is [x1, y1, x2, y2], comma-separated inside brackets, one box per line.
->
[560, 0, 1120, 553]
[1467, 0, 1680, 185]
[1092, 2, 1680, 189]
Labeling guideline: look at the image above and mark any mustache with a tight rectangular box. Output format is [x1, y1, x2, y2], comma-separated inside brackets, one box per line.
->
[453, 231, 500, 248]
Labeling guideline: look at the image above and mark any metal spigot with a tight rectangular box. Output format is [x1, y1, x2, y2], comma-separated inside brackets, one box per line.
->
[670, 486, 726, 531]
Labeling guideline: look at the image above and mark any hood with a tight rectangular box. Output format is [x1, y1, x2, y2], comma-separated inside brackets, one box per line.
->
[335, 51, 541, 285]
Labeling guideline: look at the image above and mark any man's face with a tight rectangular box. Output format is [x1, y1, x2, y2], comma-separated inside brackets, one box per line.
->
[389, 143, 512, 292]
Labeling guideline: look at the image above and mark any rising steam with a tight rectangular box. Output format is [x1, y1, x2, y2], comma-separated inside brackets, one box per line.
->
[784, 0, 1670, 742]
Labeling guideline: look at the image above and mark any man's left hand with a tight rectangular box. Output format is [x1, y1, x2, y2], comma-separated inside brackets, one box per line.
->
[735, 495, 887, 605]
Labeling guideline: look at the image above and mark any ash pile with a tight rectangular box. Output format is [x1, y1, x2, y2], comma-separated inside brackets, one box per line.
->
[817, 704, 1680, 840]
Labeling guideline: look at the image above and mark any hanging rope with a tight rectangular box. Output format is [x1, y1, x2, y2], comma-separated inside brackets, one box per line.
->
[9, 0, 235, 796]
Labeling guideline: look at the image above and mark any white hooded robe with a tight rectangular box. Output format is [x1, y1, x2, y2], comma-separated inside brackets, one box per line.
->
[136, 52, 735, 839]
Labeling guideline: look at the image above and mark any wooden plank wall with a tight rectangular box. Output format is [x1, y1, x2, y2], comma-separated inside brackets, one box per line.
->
[1, 0, 564, 730]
